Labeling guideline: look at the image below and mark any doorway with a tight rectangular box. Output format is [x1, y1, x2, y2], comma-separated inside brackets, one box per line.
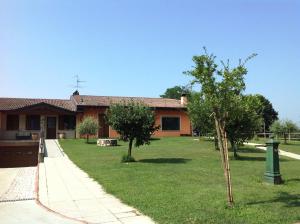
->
[98, 114, 109, 138]
[47, 117, 57, 139]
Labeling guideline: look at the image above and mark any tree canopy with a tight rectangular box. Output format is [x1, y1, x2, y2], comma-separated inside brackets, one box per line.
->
[160, 85, 191, 99]
[77, 116, 99, 143]
[106, 100, 159, 162]
[270, 119, 299, 143]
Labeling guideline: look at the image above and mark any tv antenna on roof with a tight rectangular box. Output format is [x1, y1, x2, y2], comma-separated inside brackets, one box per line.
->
[72, 75, 86, 91]
[70, 75, 86, 95]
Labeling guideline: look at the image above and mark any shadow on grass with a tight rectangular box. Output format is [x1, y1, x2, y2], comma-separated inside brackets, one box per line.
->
[138, 158, 191, 164]
[285, 178, 300, 184]
[248, 192, 300, 207]
[232, 155, 266, 161]
[150, 138, 161, 141]
[238, 147, 266, 154]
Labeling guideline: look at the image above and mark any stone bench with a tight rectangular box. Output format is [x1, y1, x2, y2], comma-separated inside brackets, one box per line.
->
[97, 139, 117, 147]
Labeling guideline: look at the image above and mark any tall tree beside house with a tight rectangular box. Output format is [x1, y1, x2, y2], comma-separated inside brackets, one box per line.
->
[106, 100, 159, 162]
[77, 116, 99, 143]
[185, 48, 257, 207]
[160, 85, 191, 100]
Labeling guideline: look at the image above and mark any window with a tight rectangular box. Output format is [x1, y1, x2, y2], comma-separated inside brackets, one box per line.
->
[6, 115, 19, 130]
[58, 115, 76, 130]
[161, 116, 180, 131]
[26, 115, 40, 130]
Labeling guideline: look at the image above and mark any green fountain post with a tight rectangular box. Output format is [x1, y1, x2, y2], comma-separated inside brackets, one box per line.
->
[264, 138, 283, 184]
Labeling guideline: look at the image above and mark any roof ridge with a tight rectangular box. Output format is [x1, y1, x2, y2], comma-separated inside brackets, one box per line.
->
[76, 95, 180, 101]
[0, 97, 71, 101]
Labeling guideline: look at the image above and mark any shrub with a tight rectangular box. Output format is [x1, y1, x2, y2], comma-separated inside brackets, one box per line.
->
[77, 116, 99, 143]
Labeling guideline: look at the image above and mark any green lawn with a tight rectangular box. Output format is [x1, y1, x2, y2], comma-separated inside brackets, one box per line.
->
[59, 137, 300, 224]
[251, 138, 300, 155]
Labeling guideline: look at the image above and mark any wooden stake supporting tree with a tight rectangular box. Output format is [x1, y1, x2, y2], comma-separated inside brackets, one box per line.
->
[185, 48, 256, 207]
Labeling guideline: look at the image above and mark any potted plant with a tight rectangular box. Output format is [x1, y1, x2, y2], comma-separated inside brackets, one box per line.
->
[31, 133, 39, 140]
[58, 132, 65, 139]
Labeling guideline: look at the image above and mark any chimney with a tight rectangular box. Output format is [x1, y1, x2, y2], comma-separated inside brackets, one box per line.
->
[181, 94, 188, 105]
[73, 90, 80, 96]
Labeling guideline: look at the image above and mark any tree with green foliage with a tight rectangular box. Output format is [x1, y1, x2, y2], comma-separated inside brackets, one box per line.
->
[106, 100, 159, 162]
[185, 48, 256, 207]
[188, 93, 263, 157]
[77, 116, 99, 143]
[270, 120, 299, 144]
[254, 94, 278, 131]
[160, 85, 191, 99]
[226, 95, 263, 158]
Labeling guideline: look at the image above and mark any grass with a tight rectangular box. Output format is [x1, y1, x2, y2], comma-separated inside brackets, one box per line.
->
[251, 138, 300, 155]
[60, 137, 300, 224]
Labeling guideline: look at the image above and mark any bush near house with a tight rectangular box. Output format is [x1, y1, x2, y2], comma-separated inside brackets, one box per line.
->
[77, 116, 99, 143]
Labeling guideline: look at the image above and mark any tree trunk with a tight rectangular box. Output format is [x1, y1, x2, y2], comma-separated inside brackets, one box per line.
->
[128, 138, 133, 157]
[214, 115, 234, 207]
[230, 140, 238, 159]
[86, 134, 89, 143]
[214, 134, 219, 150]
[284, 133, 287, 144]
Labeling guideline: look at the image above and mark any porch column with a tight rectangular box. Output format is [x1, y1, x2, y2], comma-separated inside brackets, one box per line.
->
[40, 115, 46, 138]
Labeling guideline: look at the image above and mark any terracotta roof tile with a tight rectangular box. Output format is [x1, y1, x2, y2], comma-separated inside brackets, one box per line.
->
[0, 98, 76, 111]
[72, 95, 186, 108]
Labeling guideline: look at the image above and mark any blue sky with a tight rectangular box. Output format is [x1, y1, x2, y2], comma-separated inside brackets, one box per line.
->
[0, 0, 299, 122]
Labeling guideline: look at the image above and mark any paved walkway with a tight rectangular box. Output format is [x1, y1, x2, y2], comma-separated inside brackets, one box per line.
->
[246, 142, 300, 160]
[39, 140, 154, 224]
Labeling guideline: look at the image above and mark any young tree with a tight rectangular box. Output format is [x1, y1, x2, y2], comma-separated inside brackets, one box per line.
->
[160, 85, 191, 99]
[77, 116, 99, 143]
[106, 100, 159, 162]
[185, 48, 256, 206]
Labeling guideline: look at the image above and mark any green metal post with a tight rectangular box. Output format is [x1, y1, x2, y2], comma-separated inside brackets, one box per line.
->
[264, 138, 283, 184]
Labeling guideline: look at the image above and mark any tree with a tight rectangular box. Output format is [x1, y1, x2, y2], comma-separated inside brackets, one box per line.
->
[254, 94, 278, 131]
[188, 93, 263, 157]
[106, 100, 159, 162]
[270, 120, 298, 144]
[160, 85, 191, 99]
[185, 48, 256, 207]
[77, 116, 99, 143]
[226, 95, 263, 158]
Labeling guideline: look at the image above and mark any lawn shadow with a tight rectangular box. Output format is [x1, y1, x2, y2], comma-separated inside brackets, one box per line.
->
[239, 147, 266, 153]
[150, 138, 161, 141]
[138, 158, 191, 164]
[285, 178, 300, 184]
[231, 155, 265, 161]
[247, 192, 300, 208]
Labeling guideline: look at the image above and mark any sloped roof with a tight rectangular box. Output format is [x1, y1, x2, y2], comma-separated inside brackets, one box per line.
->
[72, 95, 185, 108]
[0, 98, 76, 111]
[0, 95, 186, 112]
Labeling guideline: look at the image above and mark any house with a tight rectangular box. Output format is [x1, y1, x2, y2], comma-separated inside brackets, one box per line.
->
[0, 93, 191, 140]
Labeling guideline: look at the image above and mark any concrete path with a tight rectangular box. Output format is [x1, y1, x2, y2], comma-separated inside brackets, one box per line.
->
[40, 140, 155, 224]
[0, 200, 81, 224]
[245, 142, 300, 160]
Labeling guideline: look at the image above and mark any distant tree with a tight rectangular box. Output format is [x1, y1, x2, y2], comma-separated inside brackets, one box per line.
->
[106, 100, 159, 162]
[160, 85, 191, 100]
[77, 117, 99, 143]
[226, 95, 263, 158]
[185, 47, 257, 207]
[270, 120, 299, 144]
[254, 94, 278, 131]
